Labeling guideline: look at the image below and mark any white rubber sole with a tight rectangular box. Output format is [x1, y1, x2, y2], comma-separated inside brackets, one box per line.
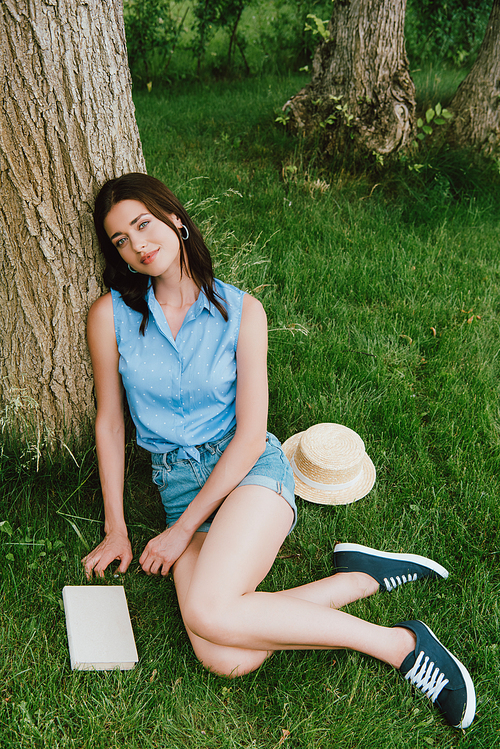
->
[334, 543, 449, 579]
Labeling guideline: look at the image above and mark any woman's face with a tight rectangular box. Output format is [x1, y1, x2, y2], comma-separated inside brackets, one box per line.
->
[104, 199, 184, 277]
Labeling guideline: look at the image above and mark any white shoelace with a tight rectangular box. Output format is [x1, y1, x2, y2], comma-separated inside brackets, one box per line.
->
[404, 651, 450, 702]
[383, 573, 418, 591]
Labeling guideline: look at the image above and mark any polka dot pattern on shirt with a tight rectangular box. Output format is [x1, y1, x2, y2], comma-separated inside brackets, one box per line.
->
[111, 280, 245, 455]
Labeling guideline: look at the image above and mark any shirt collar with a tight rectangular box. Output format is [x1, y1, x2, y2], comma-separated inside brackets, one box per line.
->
[198, 289, 217, 317]
[146, 284, 217, 319]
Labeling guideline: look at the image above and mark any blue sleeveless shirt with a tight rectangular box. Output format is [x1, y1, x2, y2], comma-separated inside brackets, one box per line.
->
[111, 279, 245, 460]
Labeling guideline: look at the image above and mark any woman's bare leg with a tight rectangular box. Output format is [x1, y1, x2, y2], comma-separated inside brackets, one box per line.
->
[173, 533, 379, 675]
[176, 485, 415, 676]
[173, 532, 271, 675]
[172, 534, 382, 673]
[280, 573, 379, 609]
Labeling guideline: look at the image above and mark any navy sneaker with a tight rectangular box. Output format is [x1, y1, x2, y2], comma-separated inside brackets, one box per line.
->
[394, 620, 476, 729]
[333, 543, 449, 592]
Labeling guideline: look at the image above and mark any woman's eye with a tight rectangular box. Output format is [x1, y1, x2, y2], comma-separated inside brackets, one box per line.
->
[115, 237, 126, 248]
[139, 220, 149, 230]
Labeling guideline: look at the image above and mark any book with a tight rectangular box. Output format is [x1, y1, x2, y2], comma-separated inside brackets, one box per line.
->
[62, 585, 138, 671]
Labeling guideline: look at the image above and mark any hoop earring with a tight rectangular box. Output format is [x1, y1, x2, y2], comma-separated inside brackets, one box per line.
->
[127, 263, 138, 274]
[180, 224, 189, 240]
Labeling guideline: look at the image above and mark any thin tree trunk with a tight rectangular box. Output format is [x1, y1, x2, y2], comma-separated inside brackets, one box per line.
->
[237, 37, 251, 75]
[162, 6, 190, 77]
[448, 0, 500, 157]
[227, 5, 244, 70]
[0, 0, 146, 453]
[196, 0, 210, 76]
[285, 0, 415, 157]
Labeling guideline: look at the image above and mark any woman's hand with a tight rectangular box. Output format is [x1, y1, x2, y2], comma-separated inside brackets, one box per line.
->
[139, 524, 192, 576]
[82, 531, 133, 579]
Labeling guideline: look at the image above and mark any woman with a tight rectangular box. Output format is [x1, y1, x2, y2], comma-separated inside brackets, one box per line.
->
[82, 173, 475, 729]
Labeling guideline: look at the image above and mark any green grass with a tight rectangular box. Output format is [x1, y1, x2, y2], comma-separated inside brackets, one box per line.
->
[412, 64, 469, 110]
[1, 73, 500, 747]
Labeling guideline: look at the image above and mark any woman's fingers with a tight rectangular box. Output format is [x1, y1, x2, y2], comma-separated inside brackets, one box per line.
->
[139, 525, 192, 576]
[81, 533, 133, 578]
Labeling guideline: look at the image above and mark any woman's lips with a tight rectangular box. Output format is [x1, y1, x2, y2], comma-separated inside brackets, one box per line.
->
[141, 249, 159, 265]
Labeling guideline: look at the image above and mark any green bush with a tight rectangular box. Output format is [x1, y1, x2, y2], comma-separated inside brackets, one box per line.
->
[123, 0, 494, 86]
[405, 0, 491, 69]
[123, 0, 339, 84]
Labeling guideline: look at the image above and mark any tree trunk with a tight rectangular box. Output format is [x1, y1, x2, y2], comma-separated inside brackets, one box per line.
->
[0, 0, 146, 453]
[284, 0, 416, 157]
[448, 0, 500, 158]
[227, 5, 244, 71]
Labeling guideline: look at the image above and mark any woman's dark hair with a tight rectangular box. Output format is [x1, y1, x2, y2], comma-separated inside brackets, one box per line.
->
[93, 173, 227, 333]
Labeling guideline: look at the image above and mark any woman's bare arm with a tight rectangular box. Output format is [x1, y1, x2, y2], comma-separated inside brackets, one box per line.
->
[81, 293, 133, 578]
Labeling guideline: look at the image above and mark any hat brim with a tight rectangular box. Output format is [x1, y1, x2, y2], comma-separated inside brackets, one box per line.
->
[282, 431, 376, 505]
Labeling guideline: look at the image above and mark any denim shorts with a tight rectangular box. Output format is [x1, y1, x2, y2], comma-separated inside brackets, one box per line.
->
[151, 429, 297, 534]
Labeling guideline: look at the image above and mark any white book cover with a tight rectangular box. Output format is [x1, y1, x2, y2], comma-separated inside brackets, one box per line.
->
[62, 585, 138, 671]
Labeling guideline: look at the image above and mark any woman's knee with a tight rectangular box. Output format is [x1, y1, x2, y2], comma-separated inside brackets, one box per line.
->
[181, 597, 269, 676]
[192, 640, 269, 678]
[182, 593, 231, 645]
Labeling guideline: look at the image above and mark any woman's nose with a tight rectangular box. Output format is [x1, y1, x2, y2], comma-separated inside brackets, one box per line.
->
[131, 235, 146, 252]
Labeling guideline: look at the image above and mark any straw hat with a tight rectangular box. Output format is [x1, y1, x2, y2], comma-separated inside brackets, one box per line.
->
[282, 423, 376, 505]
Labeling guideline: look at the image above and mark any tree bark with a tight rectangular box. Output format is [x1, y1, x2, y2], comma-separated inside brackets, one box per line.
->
[284, 0, 416, 157]
[0, 0, 146, 452]
[448, 0, 500, 158]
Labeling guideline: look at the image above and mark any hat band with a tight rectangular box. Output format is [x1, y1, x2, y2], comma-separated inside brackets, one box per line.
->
[291, 457, 363, 492]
